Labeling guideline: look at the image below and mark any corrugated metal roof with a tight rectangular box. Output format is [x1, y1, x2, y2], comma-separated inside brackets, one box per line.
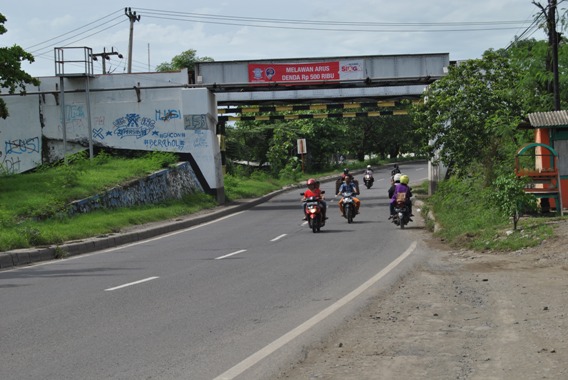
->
[527, 110, 568, 128]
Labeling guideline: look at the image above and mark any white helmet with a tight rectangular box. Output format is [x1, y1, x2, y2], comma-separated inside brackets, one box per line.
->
[393, 173, 402, 182]
[367, 165, 371, 169]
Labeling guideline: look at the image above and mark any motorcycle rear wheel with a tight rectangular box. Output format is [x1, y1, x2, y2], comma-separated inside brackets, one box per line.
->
[312, 216, 320, 233]
[346, 206, 354, 223]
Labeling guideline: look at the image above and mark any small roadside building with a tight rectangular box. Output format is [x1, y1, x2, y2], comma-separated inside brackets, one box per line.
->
[518, 110, 568, 212]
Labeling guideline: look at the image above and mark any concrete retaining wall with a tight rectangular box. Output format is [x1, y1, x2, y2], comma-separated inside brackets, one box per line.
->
[67, 162, 203, 216]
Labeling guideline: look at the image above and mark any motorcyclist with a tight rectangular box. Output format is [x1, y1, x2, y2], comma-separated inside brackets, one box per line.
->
[336, 168, 355, 194]
[363, 165, 374, 184]
[388, 173, 402, 200]
[302, 178, 327, 222]
[391, 164, 401, 177]
[389, 174, 413, 220]
[337, 175, 360, 217]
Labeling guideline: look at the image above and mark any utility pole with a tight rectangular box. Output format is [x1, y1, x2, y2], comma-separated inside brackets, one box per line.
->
[538, 0, 561, 110]
[549, 0, 561, 111]
[125, 7, 140, 74]
[91, 47, 123, 74]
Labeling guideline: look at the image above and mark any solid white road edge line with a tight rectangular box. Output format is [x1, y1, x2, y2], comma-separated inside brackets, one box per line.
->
[104, 276, 159, 291]
[1, 212, 247, 273]
[271, 234, 287, 242]
[213, 241, 418, 380]
[215, 249, 247, 260]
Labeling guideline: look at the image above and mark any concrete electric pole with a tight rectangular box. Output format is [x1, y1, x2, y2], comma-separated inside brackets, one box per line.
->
[91, 47, 123, 74]
[125, 7, 141, 74]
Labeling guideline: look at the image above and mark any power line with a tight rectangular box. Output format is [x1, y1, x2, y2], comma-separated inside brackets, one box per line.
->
[136, 8, 530, 28]
[138, 11, 532, 33]
[17, 6, 543, 76]
[25, 9, 124, 54]
[30, 18, 125, 63]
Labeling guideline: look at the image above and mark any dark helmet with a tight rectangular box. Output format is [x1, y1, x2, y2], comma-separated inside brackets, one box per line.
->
[343, 168, 349, 174]
[391, 164, 401, 176]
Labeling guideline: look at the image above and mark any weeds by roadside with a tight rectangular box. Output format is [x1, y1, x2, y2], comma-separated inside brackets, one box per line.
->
[5, 153, 557, 254]
[420, 176, 559, 252]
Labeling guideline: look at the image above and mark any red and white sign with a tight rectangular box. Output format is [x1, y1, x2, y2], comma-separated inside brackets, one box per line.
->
[248, 60, 364, 84]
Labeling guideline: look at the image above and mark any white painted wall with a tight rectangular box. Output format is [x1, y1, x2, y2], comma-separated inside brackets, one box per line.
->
[0, 95, 42, 173]
[1, 69, 223, 193]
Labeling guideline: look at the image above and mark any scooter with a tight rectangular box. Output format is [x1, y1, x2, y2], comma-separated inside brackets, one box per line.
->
[301, 192, 325, 233]
[363, 173, 374, 189]
[391, 200, 411, 229]
[341, 191, 357, 224]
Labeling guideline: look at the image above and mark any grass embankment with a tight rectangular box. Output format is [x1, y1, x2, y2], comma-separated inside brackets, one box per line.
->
[2, 152, 558, 253]
[0, 152, 311, 252]
[416, 177, 561, 252]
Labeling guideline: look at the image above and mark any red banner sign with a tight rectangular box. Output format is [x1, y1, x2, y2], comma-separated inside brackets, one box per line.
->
[248, 60, 364, 84]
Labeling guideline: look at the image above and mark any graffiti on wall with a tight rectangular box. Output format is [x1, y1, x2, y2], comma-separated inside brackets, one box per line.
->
[192, 129, 209, 148]
[144, 130, 187, 150]
[5, 137, 41, 155]
[1, 136, 40, 173]
[1, 156, 21, 173]
[113, 113, 156, 139]
[184, 114, 208, 130]
[64, 104, 86, 130]
[89, 111, 188, 151]
[156, 109, 181, 121]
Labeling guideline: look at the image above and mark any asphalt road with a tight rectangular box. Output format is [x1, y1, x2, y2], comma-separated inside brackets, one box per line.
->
[0, 163, 429, 380]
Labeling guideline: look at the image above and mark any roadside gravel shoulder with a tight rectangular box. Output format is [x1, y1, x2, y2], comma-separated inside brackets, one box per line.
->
[271, 219, 568, 380]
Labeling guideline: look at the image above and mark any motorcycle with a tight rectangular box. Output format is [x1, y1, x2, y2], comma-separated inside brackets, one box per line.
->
[341, 191, 357, 224]
[363, 173, 374, 189]
[301, 192, 325, 233]
[391, 200, 411, 229]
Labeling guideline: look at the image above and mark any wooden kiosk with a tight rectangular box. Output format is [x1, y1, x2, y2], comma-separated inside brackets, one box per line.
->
[515, 142, 563, 215]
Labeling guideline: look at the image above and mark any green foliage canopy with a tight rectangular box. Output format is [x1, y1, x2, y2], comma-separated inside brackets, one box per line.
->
[0, 13, 41, 119]
[412, 50, 532, 184]
[155, 49, 214, 72]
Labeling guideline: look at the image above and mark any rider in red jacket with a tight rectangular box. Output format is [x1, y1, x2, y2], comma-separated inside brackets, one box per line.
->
[302, 178, 327, 221]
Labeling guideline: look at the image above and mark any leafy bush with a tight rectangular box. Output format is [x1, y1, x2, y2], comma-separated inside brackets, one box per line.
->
[491, 174, 537, 230]
[279, 160, 301, 182]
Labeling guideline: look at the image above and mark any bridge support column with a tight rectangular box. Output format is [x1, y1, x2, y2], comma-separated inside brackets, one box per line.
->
[180, 88, 225, 204]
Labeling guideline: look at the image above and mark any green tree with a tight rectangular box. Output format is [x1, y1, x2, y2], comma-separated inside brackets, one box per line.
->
[266, 123, 299, 175]
[505, 37, 568, 112]
[225, 120, 275, 172]
[412, 50, 531, 185]
[346, 114, 420, 161]
[297, 118, 349, 171]
[0, 13, 40, 119]
[492, 173, 537, 230]
[155, 49, 214, 72]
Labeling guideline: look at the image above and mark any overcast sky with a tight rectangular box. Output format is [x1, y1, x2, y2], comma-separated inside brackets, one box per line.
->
[1, 1, 547, 78]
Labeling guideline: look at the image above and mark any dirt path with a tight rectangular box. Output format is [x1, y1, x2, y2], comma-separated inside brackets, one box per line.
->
[272, 221, 568, 379]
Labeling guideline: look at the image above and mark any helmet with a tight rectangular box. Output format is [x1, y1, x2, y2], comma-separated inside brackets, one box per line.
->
[400, 175, 409, 184]
[343, 168, 349, 174]
[307, 178, 316, 186]
[367, 165, 371, 169]
[393, 173, 401, 182]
